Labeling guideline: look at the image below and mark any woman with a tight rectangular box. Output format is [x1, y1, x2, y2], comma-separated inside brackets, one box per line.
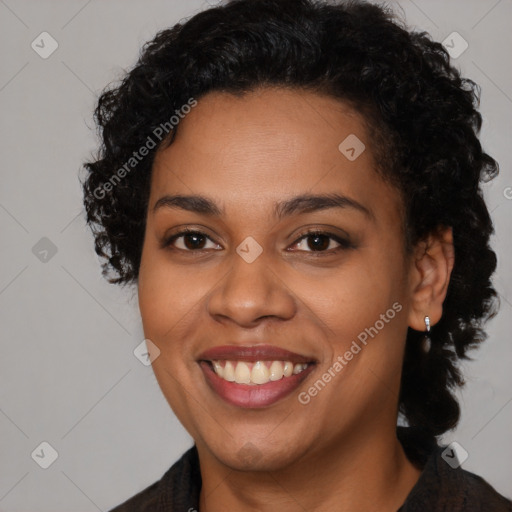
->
[81, 0, 511, 510]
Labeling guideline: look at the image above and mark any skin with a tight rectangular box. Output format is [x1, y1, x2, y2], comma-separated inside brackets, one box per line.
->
[137, 87, 454, 511]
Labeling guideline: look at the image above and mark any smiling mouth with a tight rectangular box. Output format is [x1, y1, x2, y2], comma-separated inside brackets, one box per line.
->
[197, 344, 316, 408]
[207, 359, 310, 385]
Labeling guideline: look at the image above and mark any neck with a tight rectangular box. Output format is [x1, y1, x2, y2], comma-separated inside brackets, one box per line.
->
[198, 426, 422, 512]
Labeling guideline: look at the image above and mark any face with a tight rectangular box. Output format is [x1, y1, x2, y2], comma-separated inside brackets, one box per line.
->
[138, 87, 414, 472]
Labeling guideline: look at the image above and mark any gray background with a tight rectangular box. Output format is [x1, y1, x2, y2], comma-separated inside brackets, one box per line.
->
[0, 0, 510, 510]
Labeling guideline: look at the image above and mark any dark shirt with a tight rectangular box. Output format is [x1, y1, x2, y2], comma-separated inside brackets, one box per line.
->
[109, 427, 511, 511]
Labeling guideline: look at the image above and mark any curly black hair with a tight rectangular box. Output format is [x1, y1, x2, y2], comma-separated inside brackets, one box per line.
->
[81, 0, 499, 438]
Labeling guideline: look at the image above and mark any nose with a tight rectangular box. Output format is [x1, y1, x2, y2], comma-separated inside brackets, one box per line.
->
[206, 250, 297, 328]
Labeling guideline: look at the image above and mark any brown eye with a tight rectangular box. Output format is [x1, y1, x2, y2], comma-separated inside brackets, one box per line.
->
[305, 234, 331, 251]
[290, 231, 352, 253]
[182, 233, 207, 250]
[163, 230, 221, 251]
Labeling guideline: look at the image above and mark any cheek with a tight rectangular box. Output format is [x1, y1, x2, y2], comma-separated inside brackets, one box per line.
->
[138, 248, 209, 336]
[137, 253, 208, 425]
[300, 254, 408, 399]
[138, 271, 182, 374]
[306, 253, 403, 341]
[300, 265, 407, 416]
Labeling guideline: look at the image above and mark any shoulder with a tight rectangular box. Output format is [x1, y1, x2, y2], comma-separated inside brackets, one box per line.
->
[107, 446, 201, 512]
[398, 428, 512, 511]
[459, 469, 512, 511]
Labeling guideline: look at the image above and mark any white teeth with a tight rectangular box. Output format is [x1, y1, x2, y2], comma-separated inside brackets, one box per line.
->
[269, 360, 284, 381]
[211, 360, 309, 385]
[224, 361, 236, 382]
[213, 361, 224, 378]
[251, 361, 270, 384]
[234, 361, 251, 384]
[293, 363, 307, 375]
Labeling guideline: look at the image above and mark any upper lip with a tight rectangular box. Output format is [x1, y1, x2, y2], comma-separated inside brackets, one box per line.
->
[198, 344, 314, 364]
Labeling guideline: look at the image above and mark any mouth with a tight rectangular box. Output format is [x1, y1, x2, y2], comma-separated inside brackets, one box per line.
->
[197, 344, 316, 408]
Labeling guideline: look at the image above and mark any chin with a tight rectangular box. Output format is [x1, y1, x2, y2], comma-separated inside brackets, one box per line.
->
[206, 436, 307, 473]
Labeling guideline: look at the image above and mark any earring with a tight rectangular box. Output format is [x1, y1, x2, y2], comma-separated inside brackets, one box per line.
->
[421, 315, 431, 353]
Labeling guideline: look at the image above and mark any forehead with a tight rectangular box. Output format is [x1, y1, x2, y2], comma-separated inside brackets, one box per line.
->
[150, 87, 402, 227]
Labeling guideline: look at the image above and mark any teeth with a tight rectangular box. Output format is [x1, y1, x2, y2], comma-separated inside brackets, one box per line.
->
[211, 360, 309, 385]
[293, 363, 307, 375]
[251, 361, 270, 384]
[234, 361, 251, 384]
[213, 361, 224, 378]
[269, 360, 284, 381]
[224, 361, 236, 382]
[283, 361, 294, 377]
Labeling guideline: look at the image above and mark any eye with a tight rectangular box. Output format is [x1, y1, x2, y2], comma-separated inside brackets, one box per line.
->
[289, 230, 352, 253]
[163, 229, 221, 251]
[162, 228, 353, 254]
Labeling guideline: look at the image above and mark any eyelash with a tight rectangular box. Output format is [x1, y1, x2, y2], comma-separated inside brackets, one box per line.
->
[162, 228, 353, 255]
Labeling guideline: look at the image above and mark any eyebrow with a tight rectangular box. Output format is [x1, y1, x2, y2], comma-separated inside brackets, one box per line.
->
[152, 193, 374, 221]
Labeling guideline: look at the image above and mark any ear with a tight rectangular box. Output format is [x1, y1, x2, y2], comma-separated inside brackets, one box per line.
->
[407, 225, 455, 331]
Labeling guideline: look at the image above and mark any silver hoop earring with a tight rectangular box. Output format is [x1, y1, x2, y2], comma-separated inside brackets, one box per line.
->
[421, 315, 431, 353]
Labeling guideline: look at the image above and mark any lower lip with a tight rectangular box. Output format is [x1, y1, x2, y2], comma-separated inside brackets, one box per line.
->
[199, 361, 315, 409]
